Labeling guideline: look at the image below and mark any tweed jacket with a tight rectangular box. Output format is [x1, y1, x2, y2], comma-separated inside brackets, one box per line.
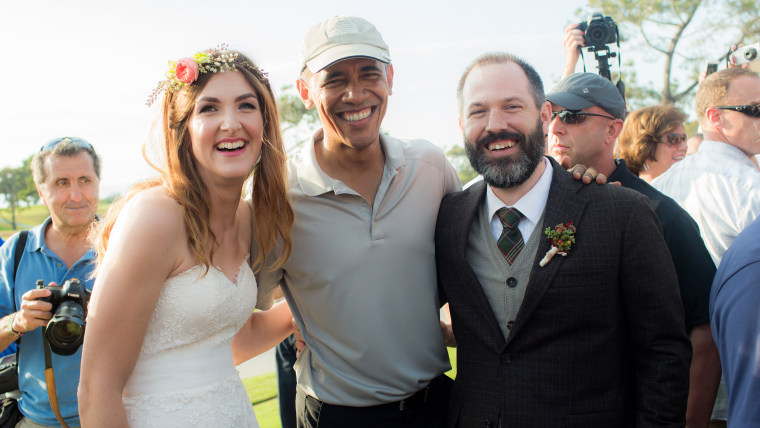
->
[436, 157, 691, 428]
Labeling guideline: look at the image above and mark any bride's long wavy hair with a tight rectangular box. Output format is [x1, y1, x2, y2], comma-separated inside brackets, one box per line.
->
[92, 50, 293, 275]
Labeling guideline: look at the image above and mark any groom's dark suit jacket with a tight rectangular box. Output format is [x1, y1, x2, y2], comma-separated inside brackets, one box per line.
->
[436, 157, 691, 428]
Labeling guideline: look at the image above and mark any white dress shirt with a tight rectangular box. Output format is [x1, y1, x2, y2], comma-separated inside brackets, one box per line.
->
[487, 157, 553, 242]
[652, 140, 760, 266]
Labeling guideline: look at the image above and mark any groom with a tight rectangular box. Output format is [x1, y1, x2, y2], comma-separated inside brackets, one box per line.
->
[435, 52, 691, 426]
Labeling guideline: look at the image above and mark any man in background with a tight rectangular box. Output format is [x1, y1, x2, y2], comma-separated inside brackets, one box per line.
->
[546, 72, 720, 426]
[0, 137, 100, 428]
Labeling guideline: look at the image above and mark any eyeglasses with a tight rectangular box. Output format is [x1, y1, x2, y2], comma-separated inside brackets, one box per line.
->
[40, 137, 94, 152]
[550, 110, 616, 125]
[715, 105, 760, 118]
[663, 133, 687, 146]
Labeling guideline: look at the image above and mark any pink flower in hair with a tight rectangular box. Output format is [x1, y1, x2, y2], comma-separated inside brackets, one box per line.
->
[174, 58, 200, 84]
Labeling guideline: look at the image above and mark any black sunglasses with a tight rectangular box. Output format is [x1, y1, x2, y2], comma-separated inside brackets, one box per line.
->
[663, 133, 687, 146]
[715, 104, 760, 118]
[40, 137, 94, 152]
[551, 110, 616, 125]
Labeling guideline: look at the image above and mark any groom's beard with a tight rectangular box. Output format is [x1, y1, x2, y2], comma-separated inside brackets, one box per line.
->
[465, 118, 546, 189]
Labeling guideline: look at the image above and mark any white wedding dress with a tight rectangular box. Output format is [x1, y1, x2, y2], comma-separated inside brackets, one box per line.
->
[122, 258, 260, 428]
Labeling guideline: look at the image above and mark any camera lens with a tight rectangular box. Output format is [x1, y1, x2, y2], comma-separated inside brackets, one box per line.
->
[586, 23, 610, 46]
[45, 301, 86, 356]
[745, 48, 758, 61]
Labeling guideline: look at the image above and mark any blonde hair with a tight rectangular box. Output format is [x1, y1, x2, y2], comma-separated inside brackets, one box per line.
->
[617, 105, 686, 176]
[93, 50, 293, 275]
[696, 68, 759, 124]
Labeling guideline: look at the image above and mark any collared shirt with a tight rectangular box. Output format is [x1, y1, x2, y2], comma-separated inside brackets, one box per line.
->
[652, 140, 760, 266]
[609, 159, 714, 330]
[0, 218, 95, 427]
[256, 130, 461, 406]
[710, 216, 760, 426]
[487, 157, 553, 242]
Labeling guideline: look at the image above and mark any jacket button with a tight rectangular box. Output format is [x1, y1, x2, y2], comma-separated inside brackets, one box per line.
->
[506, 277, 517, 288]
[501, 353, 512, 364]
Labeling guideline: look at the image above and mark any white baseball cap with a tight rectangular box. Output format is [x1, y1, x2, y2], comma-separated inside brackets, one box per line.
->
[300, 16, 391, 73]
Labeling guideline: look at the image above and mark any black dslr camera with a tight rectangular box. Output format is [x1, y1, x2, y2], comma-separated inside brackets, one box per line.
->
[577, 13, 618, 48]
[36, 279, 91, 355]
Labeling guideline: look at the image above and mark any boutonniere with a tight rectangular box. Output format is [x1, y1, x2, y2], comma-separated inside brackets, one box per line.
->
[539, 221, 576, 267]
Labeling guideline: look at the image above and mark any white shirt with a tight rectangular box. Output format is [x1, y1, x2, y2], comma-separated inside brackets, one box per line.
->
[652, 140, 760, 266]
[487, 157, 553, 242]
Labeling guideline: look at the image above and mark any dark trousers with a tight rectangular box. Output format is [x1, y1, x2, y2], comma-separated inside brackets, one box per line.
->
[276, 334, 298, 428]
[296, 374, 452, 428]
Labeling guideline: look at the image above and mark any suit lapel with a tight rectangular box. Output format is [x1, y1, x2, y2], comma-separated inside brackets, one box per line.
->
[449, 181, 507, 350]
[505, 158, 589, 346]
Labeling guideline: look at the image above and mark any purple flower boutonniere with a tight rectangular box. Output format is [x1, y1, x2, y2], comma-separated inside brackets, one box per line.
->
[539, 221, 576, 267]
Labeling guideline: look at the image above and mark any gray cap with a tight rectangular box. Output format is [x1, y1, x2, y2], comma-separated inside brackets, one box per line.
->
[546, 73, 626, 119]
[300, 16, 391, 73]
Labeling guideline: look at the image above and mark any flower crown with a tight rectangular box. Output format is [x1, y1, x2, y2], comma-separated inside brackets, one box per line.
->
[146, 44, 269, 106]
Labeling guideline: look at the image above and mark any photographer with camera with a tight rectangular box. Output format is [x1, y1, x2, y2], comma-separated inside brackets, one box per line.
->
[562, 13, 621, 81]
[0, 137, 100, 428]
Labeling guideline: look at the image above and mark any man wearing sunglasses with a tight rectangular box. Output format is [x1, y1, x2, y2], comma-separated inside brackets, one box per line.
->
[653, 67, 760, 427]
[0, 137, 100, 428]
[546, 72, 721, 427]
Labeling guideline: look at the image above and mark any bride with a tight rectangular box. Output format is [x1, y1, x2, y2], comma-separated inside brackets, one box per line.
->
[78, 46, 294, 427]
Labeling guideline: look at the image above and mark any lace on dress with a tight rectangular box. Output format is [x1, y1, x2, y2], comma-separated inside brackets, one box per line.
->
[122, 257, 260, 428]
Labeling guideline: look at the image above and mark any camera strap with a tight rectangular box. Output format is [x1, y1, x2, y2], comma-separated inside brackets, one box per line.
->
[41, 331, 70, 428]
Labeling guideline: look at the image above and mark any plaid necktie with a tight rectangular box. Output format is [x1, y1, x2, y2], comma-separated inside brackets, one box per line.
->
[497, 207, 524, 264]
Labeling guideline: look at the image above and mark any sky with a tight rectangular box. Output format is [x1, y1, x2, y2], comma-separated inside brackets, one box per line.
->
[3, 0, 630, 196]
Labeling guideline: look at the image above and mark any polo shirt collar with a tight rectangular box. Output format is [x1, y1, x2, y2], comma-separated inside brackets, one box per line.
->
[295, 128, 406, 197]
[29, 217, 52, 253]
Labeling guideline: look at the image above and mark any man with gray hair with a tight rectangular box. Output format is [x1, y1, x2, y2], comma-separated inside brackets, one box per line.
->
[0, 137, 100, 427]
[245, 16, 460, 428]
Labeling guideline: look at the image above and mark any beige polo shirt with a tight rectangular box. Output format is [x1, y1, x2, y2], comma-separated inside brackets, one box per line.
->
[256, 129, 461, 406]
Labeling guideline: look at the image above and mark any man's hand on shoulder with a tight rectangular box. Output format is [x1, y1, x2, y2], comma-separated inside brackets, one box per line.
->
[568, 164, 620, 186]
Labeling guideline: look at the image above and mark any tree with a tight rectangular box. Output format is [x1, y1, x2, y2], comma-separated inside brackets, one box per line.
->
[277, 85, 319, 153]
[582, 0, 759, 108]
[0, 166, 27, 230]
[445, 146, 478, 186]
[0, 155, 38, 230]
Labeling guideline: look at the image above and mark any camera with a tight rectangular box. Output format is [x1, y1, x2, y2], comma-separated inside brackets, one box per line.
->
[705, 62, 718, 76]
[728, 43, 759, 65]
[36, 279, 91, 355]
[577, 13, 619, 48]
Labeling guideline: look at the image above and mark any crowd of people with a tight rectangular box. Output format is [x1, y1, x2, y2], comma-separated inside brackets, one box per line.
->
[0, 14, 758, 428]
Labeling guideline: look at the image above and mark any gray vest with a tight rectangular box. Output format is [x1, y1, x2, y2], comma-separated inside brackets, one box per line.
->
[466, 200, 544, 341]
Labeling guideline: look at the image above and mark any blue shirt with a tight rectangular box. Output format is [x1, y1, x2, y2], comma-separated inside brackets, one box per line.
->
[0, 235, 15, 358]
[0, 218, 95, 427]
[710, 216, 760, 427]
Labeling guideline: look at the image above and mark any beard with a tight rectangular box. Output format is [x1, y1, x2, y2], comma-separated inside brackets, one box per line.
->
[465, 118, 546, 189]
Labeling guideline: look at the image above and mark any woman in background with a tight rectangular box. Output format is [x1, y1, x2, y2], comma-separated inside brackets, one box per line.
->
[617, 105, 688, 182]
[78, 46, 294, 427]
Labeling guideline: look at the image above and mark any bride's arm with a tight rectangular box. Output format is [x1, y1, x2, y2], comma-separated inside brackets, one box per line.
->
[232, 300, 293, 365]
[79, 191, 183, 427]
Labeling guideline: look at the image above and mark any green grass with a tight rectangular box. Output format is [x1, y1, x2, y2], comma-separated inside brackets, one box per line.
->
[0, 202, 111, 239]
[242, 348, 457, 428]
